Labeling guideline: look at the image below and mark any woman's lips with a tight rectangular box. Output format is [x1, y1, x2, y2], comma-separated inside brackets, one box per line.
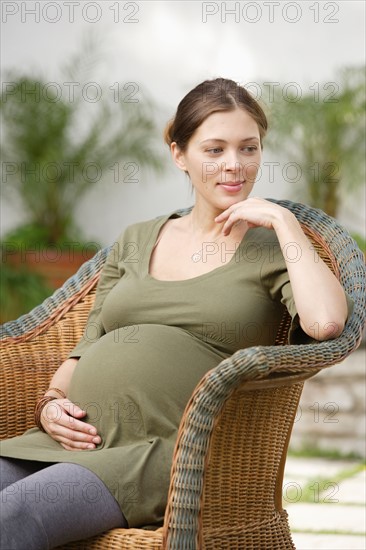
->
[218, 181, 244, 193]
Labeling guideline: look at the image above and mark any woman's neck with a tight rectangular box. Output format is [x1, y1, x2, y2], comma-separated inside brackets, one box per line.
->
[189, 203, 224, 239]
[187, 198, 249, 243]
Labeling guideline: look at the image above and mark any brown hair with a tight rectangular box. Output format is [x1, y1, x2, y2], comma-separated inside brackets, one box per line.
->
[164, 77, 268, 151]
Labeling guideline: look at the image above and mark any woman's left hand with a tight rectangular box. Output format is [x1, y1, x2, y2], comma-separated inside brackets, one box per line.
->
[214, 197, 292, 236]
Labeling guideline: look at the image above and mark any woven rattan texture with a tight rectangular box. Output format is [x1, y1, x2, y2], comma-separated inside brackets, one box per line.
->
[0, 292, 97, 440]
[1, 200, 365, 549]
[197, 380, 306, 548]
[56, 528, 164, 550]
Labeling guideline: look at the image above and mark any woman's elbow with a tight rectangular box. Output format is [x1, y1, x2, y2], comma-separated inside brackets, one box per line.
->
[317, 318, 346, 341]
[300, 317, 346, 341]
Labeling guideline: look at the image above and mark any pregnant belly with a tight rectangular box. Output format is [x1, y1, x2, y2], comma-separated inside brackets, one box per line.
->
[68, 324, 225, 444]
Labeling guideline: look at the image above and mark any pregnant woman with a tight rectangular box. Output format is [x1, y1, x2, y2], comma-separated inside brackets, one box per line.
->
[0, 78, 351, 549]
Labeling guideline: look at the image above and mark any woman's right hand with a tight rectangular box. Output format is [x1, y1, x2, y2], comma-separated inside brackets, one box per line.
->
[40, 398, 102, 451]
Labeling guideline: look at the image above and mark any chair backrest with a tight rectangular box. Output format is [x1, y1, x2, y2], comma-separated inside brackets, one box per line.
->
[276, 199, 365, 354]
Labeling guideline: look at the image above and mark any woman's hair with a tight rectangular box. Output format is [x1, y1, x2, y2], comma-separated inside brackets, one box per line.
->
[164, 77, 268, 151]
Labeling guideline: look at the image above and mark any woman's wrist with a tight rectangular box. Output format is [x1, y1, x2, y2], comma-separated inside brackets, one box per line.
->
[44, 387, 67, 399]
[34, 395, 58, 432]
[34, 388, 67, 432]
[272, 208, 298, 233]
[273, 209, 307, 247]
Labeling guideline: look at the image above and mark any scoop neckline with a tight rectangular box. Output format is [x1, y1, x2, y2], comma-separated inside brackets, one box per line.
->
[144, 210, 251, 284]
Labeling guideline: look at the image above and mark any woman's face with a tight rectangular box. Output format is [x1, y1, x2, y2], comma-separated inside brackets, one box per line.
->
[171, 108, 262, 212]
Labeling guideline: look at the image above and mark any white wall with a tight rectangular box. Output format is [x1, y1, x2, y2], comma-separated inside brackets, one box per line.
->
[1, 1, 365, 246]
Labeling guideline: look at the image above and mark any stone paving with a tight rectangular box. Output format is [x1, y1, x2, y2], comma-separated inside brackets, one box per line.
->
[284, 456, 366, 549]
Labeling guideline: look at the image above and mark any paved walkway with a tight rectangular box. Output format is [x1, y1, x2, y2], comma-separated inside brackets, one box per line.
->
[284, 456, 366, 549]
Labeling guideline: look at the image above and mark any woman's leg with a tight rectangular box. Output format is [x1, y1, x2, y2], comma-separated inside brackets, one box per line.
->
[0, 460, 127, 550]
[0, 457, 52, 489]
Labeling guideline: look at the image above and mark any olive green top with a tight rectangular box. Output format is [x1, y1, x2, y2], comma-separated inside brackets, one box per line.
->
[1, 209, 351, 528]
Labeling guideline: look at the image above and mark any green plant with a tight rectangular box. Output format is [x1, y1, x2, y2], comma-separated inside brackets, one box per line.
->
[351, 233, 366, 254]
[0, 33, 165, 249]
[262, 65, 365, 219]
[0, 260, 53, 323]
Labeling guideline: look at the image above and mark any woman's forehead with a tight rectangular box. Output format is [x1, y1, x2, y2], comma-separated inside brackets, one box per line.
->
[191, 109, 261, 140]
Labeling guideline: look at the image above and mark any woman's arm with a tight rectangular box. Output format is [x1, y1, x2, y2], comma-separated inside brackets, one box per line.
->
[40, 231, 129, 448]
[44, 357, 79, 398]
[40, 358, 101, 450]
[270, 210, 347, 340]
[215, 197, 348, 341]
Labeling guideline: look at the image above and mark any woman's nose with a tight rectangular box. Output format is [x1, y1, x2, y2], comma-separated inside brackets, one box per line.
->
[222, 152, 242, 173]
[223, 151, 242, 172]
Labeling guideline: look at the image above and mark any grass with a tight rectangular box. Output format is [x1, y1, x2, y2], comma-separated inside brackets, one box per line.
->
[283, 462, 365, 506]
[288, 444, 364, 461]
[292, 528, 366, 536]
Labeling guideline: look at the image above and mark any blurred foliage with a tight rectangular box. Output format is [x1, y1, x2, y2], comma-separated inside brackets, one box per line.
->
[3, 223, 96, 251]
[0, 260, 53, 323]
[0, 32, 166, 322]
[351, 232, 366, 253]
[262, 65, 365, 219]
[0, 32, 165, 248]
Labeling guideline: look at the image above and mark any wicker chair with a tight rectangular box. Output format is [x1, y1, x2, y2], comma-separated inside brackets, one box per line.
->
[1, 199, 365, 550]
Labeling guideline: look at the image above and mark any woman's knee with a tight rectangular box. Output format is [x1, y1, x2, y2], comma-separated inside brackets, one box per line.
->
[0, 462, 127, 549]
[0, 479, 50, 550]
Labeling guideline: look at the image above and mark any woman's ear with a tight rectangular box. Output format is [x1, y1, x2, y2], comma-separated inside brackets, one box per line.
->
[170, 142, 187, 172]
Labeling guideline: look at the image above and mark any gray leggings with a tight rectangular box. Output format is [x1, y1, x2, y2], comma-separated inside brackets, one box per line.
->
[0, 457, 127, 549]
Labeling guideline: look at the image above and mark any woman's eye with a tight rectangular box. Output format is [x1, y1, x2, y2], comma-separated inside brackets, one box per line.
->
[206, 145, 258, 154]
[207, 148, 222, 154]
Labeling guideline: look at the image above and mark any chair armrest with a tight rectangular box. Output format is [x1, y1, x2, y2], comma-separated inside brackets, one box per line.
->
[163, 328, 364, 548]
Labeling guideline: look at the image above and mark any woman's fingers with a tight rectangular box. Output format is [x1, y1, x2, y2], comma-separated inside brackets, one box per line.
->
[215, 204, 248, 235]
[215, 197, 280, 235]
[41, 399, 102, 449]
[42, 399, 90, 431]
[61, 399, 87, 419]
[55, 430, 101, 450]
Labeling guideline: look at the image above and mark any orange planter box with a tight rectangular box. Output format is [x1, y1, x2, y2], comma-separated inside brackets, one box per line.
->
[4, 247, 98, 289]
